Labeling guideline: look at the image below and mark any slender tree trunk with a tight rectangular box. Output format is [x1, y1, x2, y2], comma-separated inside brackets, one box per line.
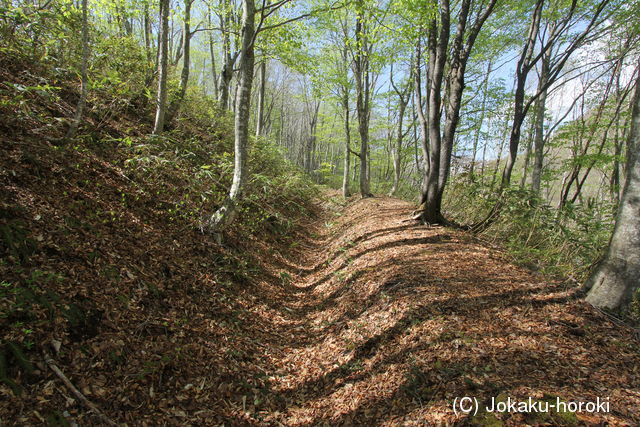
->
[144, 4, 152, 62]
[304, 101, 320, 174]
[586, 59, 640, 310]
[531, 52, 549, 195]
[342, 92, 351, 198]
[500, 0, 542, 187]
[217, 0, 234, 110]
[255, 59, 266, 136]
[209, 0, 255, 231]
[207, 6, 219, 100]
[520, 116, 535, 189]
[66, 0, 88, 140]
[469, 60, 492, 181]
[167, 0, 192, 124]
[152, 0, 170, 135]
[414, 40, 430, 197]
[389, 90, 408, 196]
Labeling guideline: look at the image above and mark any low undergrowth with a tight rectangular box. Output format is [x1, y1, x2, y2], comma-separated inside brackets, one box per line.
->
[443, 178, 615, 281]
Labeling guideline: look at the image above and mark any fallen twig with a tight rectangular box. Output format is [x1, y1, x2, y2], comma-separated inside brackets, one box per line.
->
[44, 352, 117, 426]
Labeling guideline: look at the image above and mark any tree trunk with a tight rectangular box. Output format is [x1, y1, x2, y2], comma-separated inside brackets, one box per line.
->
[418, 0, 496, 224]
[144, 4, 152, 62]
[255, 59, 266, 136]
[519, 115, 535, 189]
[167, 0, 192, 124]
[66, 0, 88, 140]
[500, 0, 542, 187]
[209, 0, 255, 231]
[414, 40, 430, 195]
[207, 6, 219, 100]
[217, 0, 234, 110]
[389, 86, 408, 196]
[304, 101, 320, 174]
[586, 60, 640, 310]
[342, 92, 351, 198]
[530, 51, 549, 195]
[469, 60, 492, 181]
[353, 1, 371, 197]
[152, 0, 170, 135]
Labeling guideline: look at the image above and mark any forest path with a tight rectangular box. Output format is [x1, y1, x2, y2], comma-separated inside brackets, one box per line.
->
[255, 195, 640, 425]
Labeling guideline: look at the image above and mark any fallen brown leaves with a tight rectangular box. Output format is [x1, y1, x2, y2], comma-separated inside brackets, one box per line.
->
[1, 55, 638, 425]
[256, 197, 640, 426]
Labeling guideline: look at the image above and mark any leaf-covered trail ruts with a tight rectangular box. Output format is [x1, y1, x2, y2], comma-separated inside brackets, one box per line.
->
[256, 195, 640, 425]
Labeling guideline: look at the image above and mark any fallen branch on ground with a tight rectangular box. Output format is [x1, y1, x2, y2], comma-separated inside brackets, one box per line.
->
[44, 352, 117, 426]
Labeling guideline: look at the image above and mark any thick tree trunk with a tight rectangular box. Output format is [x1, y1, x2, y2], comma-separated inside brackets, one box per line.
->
[419, 2, 450, 224]
[418, 0, 496, 224]
[586, 62, 640, 310]
[209, 0, 255, 231]
[66, 0, 88, 140]
[354, 2, 371, 197]
[152, 0, 170, 135]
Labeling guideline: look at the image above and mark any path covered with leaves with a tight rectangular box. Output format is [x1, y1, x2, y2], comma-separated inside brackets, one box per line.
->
[253, 195, 640, 425]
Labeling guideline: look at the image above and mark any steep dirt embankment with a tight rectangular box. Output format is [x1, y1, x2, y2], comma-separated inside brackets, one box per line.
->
[0, 52, 318, 424]
[256, 196, 640, 426]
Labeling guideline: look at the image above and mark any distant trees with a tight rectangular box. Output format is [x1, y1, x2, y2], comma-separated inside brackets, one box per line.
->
[388, 62, 412, 196]
[5, 0, 640, 310]
[500, 0, 613, 189]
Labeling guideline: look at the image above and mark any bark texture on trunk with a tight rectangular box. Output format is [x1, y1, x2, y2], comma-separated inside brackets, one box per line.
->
[418, 0, 496, 224]
[217, 0, 236, 110]
[209, 0, 255, 231]
[342, 96, 351, 197]
[353, 0, 372, 197]
[586, 62, 640, 310]
[152, 0, 170, 135]
[255, 59, 266, 136]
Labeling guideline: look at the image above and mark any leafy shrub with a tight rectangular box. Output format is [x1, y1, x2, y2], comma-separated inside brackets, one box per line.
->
[443, 178, 614, 279]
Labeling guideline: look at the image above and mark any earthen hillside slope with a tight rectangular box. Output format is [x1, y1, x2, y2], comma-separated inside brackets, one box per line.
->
[1, 52, 639, 425]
